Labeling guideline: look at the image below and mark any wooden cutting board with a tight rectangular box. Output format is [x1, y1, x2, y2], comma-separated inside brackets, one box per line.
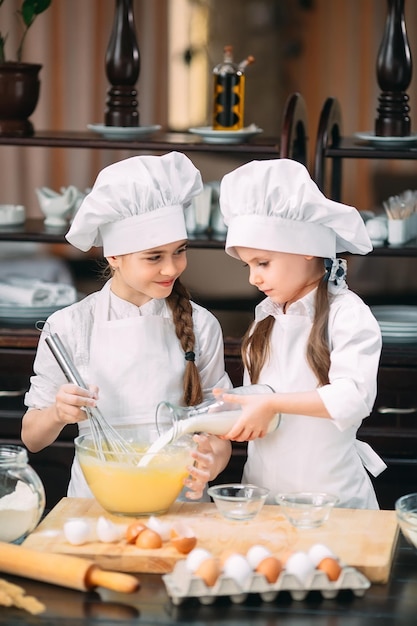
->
[23, 498, 399, 584]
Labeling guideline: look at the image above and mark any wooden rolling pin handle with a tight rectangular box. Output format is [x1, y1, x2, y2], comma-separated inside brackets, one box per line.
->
[86, 565, 140, 593]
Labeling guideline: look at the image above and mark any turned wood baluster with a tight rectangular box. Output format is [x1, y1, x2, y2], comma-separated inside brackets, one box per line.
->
[375, 0, 412, 136]
[105, 0, 141, 127]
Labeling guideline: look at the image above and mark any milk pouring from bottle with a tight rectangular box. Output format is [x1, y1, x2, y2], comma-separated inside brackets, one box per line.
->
[138, 385, 280, 468]
[159, 384, 280, 439]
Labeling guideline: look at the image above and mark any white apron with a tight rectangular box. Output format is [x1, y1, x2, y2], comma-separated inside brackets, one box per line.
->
[68, 282, 187, 496]
[242, 312, 384, 509]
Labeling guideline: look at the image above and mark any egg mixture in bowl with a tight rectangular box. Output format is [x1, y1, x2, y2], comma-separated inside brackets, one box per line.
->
[75, 423, 195, 516]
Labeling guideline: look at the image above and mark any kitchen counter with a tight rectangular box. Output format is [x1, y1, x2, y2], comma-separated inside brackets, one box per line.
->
[0, 537, 416, 625]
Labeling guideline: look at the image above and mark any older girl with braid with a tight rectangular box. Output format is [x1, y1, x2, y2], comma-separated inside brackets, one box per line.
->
[22, 153, 232, 499]
[218, 159, 385, 509]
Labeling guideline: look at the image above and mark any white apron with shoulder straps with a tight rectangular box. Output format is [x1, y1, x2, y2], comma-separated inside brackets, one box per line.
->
[68, 281, 187, 496]
[242, 309, 385, 509]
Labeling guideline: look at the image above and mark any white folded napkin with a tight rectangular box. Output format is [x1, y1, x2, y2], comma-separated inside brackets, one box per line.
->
[0, 276, 77, 307]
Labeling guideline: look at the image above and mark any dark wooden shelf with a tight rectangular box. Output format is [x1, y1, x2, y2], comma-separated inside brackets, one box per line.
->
[0, 129, 281, 155]
[323, 136, 417, 160]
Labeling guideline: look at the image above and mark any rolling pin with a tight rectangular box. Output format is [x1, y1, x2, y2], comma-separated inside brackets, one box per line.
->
[0, 542, 140, 593]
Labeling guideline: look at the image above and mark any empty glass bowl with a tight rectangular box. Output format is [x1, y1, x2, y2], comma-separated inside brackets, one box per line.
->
[395, 493, 417, 551]
[275, 492, 339, 529]
[207, 483, 269, 521]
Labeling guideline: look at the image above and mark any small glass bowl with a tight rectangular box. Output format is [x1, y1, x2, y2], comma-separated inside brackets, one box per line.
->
[207, 483, 269, 521]
[395, 493, 417, 552]
[275, 492, 339, 529]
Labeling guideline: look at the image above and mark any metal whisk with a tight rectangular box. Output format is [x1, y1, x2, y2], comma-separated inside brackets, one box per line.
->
[45, 332, 138, 464]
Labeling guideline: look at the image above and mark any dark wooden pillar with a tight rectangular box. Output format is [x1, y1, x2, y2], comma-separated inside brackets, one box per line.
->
[375, 0, 412, 137]
[105, 0, 141, 127]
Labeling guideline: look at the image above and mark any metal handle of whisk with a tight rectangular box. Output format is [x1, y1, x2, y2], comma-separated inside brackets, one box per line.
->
[44, 332, 105, 422]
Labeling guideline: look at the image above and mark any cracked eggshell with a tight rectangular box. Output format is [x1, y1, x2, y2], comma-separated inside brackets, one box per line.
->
[96, 516, 126, 543]
[63, 518, 93, 546]
[147, 516, 172, 541]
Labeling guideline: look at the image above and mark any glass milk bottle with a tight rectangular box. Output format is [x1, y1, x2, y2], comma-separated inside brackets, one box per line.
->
[156, 384, 281, 442]
[0, 445, 46, 543]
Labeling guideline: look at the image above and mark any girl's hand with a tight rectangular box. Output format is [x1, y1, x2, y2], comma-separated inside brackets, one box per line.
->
[183, 433, 216, 500]
[54, 383, 99, 425]
[220, 393, 278, 442]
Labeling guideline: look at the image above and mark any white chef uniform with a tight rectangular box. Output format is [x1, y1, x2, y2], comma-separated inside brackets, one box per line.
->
[219, 158, 386, 509]
[241, 285, 384, 509]
[24, 152, 232, 496]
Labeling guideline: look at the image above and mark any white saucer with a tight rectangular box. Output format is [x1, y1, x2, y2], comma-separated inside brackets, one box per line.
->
[87, 124, 161, 140]
[354, 131, 417, 147]
[188, 125, 263, 144]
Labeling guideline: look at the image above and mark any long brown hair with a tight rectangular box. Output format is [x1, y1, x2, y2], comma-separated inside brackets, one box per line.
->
[242, 274, 331, 387]
[167, 278, 204, 406]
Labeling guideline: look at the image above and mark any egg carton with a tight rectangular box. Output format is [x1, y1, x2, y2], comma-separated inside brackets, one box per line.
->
[162, 561, 370, 605]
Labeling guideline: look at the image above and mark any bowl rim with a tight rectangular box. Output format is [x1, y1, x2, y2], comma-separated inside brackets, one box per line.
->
[274, 491, 339, 506]
[395, 492, 417, 513]
[207, 483, 270, 500]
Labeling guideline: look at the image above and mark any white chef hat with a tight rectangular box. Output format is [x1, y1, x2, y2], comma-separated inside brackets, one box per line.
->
[220, 159, 372, 259]
[66, 152, 203, 256]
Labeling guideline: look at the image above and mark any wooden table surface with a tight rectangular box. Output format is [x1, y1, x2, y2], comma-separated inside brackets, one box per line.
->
[0, 536, 416, 625]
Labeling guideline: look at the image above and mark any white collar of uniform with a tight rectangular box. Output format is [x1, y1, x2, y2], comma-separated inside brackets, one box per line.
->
[254, 278, 348, 323]
[109, 288, 170, 319]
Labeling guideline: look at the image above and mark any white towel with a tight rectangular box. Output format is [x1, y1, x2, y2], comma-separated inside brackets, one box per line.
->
[0, 276, 77, 307]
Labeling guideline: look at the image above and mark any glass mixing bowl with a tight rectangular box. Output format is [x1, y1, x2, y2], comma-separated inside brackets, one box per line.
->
[75, 424, 195, 516]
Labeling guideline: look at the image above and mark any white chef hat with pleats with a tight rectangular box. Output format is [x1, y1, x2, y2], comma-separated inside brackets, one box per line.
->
[66, 152, 203, 256]
[219, 158, 372, 259]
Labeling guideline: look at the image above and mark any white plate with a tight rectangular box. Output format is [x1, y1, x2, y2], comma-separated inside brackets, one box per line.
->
[354, 131, 417, 147]
[188, 125, 263, 144]
[87, 124, 161, 140]
[371, 305, 417, 325]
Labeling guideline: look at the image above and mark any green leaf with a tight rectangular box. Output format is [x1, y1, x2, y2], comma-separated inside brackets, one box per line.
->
[21, 0, 52, 27]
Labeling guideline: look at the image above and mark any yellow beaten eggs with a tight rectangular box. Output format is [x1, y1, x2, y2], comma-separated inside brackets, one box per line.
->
[75, 424, 195, 516]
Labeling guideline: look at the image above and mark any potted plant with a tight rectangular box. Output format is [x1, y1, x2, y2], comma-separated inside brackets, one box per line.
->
[0, 0, 52, 136]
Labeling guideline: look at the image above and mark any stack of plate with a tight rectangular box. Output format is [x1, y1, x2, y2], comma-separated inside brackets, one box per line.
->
[371, 305, 417, 344]
[0, 302, 67, 326]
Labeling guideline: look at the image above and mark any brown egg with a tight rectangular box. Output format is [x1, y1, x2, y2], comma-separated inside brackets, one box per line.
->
[194, 557, 222, 587]
[135, 527, 163, 549]
[256, 556, 283, 583]
[317, 557, 342, 581]
[125, 521, 146, 544]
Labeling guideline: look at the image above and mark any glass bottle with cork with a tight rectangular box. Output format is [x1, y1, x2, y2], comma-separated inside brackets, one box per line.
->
[212, 45, 254, 131]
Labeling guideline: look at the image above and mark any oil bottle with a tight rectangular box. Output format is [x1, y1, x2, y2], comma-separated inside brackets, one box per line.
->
[212, 45, 254, 131]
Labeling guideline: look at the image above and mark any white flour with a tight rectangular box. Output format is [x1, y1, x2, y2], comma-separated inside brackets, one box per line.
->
[0, 480, 39, 542]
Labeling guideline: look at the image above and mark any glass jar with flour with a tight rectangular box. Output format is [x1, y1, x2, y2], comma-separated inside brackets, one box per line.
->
[0, 445, 46, 543]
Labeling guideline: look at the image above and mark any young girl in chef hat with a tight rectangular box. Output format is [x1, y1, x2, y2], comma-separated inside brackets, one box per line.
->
[218, 158, 386, 509]
[22, 152, 232, 499]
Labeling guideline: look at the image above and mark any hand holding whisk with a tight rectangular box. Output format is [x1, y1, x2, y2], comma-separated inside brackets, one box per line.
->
[44, 332, 138, 464]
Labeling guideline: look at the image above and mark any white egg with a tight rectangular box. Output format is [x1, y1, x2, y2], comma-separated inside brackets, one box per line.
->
[308, 543, 335, 567]
[63, 518, 92, 546]
[185, 548, 212, 572]
[96, 516, 126, 543]
[285, 551, 315, 585]
[223, 554, 253, 588]
[246, 545, 272, 569]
